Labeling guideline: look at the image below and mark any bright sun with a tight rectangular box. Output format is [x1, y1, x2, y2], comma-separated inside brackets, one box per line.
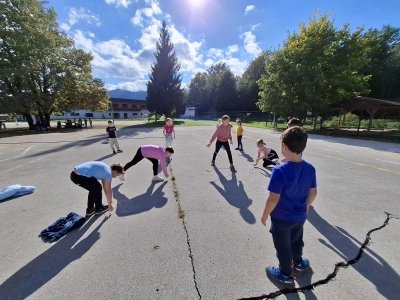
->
[187, 0, 206, 8]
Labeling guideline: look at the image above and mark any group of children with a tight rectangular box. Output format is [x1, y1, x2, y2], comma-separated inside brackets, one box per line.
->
[72, 115, 316, 287]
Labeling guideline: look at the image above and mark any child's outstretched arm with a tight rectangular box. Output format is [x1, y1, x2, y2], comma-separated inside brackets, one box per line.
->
[207, 129, 218, 147]
[261, 192, 280, 225]
[253, 152, 261, 166]
[306, 188, 317, 210]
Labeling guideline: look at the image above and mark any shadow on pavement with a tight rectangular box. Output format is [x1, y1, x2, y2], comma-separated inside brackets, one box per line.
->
[113, 182, 168, 217]
[0, 216, 108, 300]
[238, 149, 254, 163]
[307, 207, 400, 298]
[254, 166, 272, 178]
[210, 167, 256, 224]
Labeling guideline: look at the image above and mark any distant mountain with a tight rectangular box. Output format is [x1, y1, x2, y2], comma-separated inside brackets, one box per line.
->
[108, 89, 147, 100]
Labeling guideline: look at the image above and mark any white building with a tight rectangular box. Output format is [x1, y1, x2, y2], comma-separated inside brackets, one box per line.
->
[51, 98, 149, 120]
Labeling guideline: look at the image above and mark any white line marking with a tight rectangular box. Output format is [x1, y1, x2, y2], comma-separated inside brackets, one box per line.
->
[309, 151, 400, 175]
[1, 156, 46, 172]
[318, 148, 340, 153]
[374, 159, 400, 165]
[0, 146, 35, 163]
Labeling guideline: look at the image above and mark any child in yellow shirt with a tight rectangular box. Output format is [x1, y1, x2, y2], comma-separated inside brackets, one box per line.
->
[235, 119, 244, 151]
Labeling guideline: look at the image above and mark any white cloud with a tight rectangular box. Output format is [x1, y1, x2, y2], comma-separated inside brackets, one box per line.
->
[105, 0, 135, 8]
[245, 5, 255, 14]
[227, 45, 239, 56]
[251, 23, 261, 31]
[72, 30, 148, 80]
[60, 7, 101, 32]
[131, 1, 162, 26]
[241, 31, 261, 57]
[105, 80, 148, 91]
[208, 48, 223, 59]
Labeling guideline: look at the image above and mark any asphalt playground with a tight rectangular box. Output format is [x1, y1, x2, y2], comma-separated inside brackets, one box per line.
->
[0, 123, 399, 299]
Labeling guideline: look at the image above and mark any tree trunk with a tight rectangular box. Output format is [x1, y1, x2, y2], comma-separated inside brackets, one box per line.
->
[357, 117, 362, 136]
[44, 112, 51, 128]
[24, 113, 35, 130]
[313, 117, 317, 130]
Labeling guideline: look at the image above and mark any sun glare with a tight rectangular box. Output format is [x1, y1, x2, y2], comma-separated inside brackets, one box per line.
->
[187, 0, 206, 8]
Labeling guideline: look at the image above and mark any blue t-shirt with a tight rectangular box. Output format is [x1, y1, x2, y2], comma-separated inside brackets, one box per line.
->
[268, 160, 316, 222]
[75, 161, 112, 181]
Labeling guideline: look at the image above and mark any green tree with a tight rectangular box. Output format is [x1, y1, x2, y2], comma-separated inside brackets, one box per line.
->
[187, 72, 211, 113]
[0, 0, 109, 128]
[237, 51, 271, 110]
[147, 21, 184, 118]
[207, 62, 238, 111]
[362, 26, 400, 99]
[258, 14, 370, 127]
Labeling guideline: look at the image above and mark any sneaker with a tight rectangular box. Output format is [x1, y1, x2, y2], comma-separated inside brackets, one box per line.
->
[211, 161, 215, 167]
[95, 205, 109, 215]
[85, 207, 95, 217]
[230, 165, 236, 172]
[113, 151, 116, 154]
[152, 175, 164, 182]
[294, 258, 310, 273]
[117, 149, 123, 153]
[266, 266, 294, 286]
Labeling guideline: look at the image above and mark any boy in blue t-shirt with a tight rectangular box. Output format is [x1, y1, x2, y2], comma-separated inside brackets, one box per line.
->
[261, 126, 317, 286]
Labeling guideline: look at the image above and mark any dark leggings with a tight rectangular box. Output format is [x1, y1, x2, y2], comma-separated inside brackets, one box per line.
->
[263, 149, 279, 167]
[124, 148, 159, 176]
[270, 218, 305, 276]
[212, 140, 233, 164]
[70, 171, 102, 209]
[237, 135, 243, 149]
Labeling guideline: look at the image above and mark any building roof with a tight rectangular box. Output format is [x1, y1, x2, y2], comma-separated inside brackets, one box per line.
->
[110, 97, 146, 103]
[330, 96, 400, 118]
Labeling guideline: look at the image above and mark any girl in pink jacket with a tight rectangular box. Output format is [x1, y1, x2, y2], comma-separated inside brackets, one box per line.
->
[207, 115, 236, 172]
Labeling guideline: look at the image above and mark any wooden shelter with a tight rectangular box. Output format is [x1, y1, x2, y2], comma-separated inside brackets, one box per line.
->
[330, 96, 400, 132]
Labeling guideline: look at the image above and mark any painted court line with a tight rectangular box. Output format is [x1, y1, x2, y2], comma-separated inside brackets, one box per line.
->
[374, 158, 400, 165]
[1, 156, 46, 173]
[309, 151, 400, 175]
[0, 146, 35, 163]
[318, 148, 340, 153]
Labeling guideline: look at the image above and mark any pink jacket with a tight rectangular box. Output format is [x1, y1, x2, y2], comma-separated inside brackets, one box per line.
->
[140, 145, 168, 177]
[209, 124, 232, 143]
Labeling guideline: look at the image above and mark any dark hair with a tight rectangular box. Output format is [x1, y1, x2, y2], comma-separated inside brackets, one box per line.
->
[111, 164, 124, 174]
[287, 118, 302, 128]
[165, 147, 174, 154]
[281, 126, 308, 154]
[256, 138, 265, 146]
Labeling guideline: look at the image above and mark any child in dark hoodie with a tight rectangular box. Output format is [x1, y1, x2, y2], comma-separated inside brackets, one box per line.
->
[207, 115, 236, 172]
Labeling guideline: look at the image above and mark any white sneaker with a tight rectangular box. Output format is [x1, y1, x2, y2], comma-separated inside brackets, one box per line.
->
[152, 175, 164, 182]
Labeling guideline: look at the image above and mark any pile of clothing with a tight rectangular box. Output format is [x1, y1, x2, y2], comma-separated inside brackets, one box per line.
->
[0, 184, 36, 201]
[39, 212, 85, 242]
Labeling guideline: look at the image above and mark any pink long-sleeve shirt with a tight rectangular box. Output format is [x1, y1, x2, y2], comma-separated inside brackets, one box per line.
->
[140, 145, 168, 177]
[209, 124, 233, 143]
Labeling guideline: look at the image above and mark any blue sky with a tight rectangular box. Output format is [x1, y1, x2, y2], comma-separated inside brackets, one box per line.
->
[47, 0, 400, 91]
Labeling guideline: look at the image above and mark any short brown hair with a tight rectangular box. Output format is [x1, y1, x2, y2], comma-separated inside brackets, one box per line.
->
[281, 126, 308, 154]
[256, 138, 265, 146]
[287, 118, 302, 128]
[165, 147, 174, 154]
[111, 164, 124, 174]
[221, 115, 230, 121]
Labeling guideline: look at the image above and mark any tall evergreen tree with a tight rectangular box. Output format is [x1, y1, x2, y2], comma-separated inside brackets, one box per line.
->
[146, 21, 184, 118]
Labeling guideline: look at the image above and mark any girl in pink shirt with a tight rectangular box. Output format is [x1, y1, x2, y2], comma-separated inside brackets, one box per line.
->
[253, 139, 280, 168]
[124, 145, 174, 182]
[163, 118, 175, 147]
[207, 115, 236, 172]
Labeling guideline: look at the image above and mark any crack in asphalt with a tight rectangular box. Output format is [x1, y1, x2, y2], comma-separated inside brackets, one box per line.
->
[170, 168, 202, 299]
[238, 212, 396, 300]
